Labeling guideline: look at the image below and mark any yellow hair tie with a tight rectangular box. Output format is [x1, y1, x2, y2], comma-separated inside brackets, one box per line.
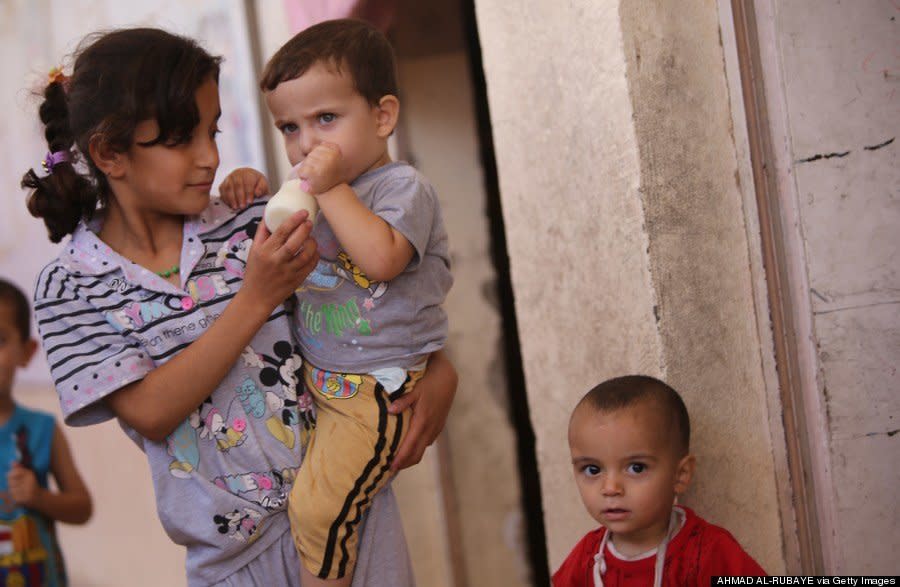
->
[47, 66, 68, 87]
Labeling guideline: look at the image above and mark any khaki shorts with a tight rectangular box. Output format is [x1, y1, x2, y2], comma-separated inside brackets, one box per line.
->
[288, 363, 423, 580]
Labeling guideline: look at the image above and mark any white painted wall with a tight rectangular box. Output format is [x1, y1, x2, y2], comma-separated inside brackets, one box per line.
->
[754, 0, 899, 574]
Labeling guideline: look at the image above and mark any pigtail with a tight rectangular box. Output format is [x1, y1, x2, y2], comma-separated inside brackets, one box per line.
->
[21, 75, 101, 243]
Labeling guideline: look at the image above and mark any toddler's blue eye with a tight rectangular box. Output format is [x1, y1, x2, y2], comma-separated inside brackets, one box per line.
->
[279, 124, 298, 136]
[626, 463, 647, 474]
[318, 113, 336, 124]
[582, 464, 601, 477]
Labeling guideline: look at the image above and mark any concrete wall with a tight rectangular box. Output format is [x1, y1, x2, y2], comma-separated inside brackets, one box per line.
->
[397, 52, 530, 586]
[753, 0, 899, 573]
[473, 0, 788, 574]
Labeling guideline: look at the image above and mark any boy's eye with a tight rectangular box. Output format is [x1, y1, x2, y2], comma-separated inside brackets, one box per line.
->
[210, 126, 221, 139]
[581, 464, 601, 477]
[626, 463, 647, 474]
[317, 113, 336, 125]
[279, 123, 298, 136]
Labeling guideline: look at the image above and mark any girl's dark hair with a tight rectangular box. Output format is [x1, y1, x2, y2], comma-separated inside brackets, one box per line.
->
[21, 28, 222, 243]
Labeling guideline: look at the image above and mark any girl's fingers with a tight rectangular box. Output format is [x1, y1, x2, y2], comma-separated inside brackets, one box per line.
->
[267, 210, 309, 250]
[289, 239, 318, 274]
[281, 220, 314, 259]
[253, 218, 271, 247]
[388, 389, 418, 414]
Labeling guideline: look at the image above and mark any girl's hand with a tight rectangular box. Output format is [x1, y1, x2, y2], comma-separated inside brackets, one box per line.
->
[388, 350, 458, 471]
[241, 211, 319, 311]
[297, 143, 344, 195]
[219, 167, 270, 210]
[7, 463, 42, 507]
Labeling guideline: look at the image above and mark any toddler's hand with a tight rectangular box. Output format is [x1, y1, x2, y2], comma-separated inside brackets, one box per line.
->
[297, 143, 344, 195]
[219, 167, 270, 210]
[242, 211, 319, 310]
[7, 463, 41, 507]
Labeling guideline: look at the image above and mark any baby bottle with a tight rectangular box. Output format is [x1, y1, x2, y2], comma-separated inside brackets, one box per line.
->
[263, 166, 319, 231]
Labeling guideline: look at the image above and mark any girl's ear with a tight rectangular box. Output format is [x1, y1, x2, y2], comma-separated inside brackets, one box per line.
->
[674, 453, 696, 496]
[88, 134, 126, 179]
[374, 95, 400, 139]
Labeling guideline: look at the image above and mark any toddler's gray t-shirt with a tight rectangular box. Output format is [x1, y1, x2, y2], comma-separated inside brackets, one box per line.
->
[295, 161, 452, 374]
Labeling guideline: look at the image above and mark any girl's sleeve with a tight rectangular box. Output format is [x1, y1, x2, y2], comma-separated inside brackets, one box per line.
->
[33, 276, 155, 426]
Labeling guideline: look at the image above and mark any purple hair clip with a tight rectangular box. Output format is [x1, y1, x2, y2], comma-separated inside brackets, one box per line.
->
[41, 150, 71, 174]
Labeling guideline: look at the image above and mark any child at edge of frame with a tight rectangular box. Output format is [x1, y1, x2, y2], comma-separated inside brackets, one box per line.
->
[219, 17, 453, 587]
[0, 279, 92, 586]
[553, 375, 767, 586]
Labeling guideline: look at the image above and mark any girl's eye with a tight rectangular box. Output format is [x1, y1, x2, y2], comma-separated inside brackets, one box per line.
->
[279, 123, 298, 136]
[210, 127, 221, 139]
[581, 464, 601, 477]
[318, 113, 336, 125]
[626, 463, 647, 474]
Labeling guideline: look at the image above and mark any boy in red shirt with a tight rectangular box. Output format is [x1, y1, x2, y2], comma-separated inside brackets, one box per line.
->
[554, 375, 766, 586]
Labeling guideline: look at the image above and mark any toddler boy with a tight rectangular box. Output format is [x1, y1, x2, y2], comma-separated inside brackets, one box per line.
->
[554, 375, 766, 586]
[223, 18, 451, 585]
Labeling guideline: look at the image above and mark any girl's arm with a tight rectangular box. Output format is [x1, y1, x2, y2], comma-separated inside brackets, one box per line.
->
[387, 349, 458, 471]
[105, 212, 318, 442]
[7, 425, 92, 524]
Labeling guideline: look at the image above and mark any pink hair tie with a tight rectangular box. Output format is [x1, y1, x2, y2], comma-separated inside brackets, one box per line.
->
[42, 150, 71, 174]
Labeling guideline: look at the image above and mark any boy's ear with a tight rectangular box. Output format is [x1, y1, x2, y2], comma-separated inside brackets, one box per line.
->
[673, 453, 696, 496]
[89, 134, 127, 179]
[18, 339, 38, 368]
[374, 95, 400, 139]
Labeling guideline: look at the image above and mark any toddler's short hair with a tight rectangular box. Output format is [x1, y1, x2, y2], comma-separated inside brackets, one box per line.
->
[260, 18, 398, 106]
[575, 375, 691, 456]
[0, 279, 32, 342]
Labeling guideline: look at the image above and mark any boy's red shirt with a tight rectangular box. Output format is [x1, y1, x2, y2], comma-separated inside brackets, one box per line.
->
[553, 507, 766, 586]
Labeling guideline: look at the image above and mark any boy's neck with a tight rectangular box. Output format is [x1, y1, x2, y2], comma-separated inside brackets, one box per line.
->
[359, 150, 393, 180]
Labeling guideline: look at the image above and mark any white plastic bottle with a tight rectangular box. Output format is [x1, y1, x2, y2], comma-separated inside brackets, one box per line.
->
[263, 177, 319, 231]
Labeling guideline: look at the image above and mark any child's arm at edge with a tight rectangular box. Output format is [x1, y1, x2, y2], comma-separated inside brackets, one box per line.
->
[9, 425, 92, 524]
[387, 349, 458, 471]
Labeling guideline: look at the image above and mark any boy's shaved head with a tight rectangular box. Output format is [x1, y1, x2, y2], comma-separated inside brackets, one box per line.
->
[572, 375, 691, 456]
